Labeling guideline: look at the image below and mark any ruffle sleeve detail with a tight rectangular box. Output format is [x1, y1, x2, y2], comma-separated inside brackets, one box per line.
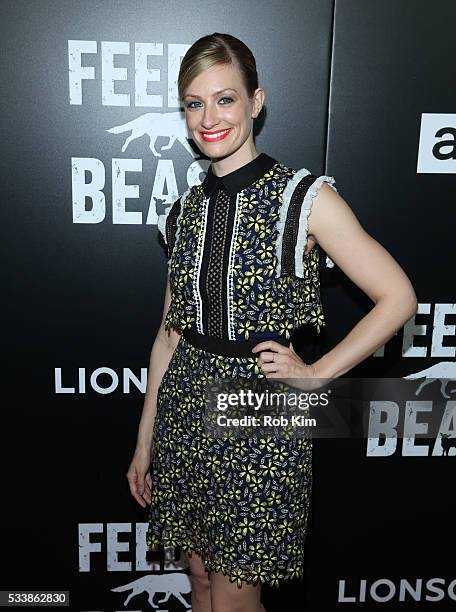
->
[157, 206, 171, 244]
[295, 175, 337, 277]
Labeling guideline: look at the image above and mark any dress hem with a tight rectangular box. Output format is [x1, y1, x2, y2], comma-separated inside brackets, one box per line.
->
[146, 535, 305, 589]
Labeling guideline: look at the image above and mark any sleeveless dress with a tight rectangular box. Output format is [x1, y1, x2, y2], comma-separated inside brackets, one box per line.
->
[146, 152, 337, 588]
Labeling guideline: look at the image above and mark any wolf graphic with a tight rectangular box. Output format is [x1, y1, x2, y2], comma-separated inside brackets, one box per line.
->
[111, 572, 191, 609]
[441, 433, 456, 456]
[403, 361, 456, 398]
[106, 111, 197, 158]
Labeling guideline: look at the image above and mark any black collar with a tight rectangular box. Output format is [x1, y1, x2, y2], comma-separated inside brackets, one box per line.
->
[201, 152, 278, 197]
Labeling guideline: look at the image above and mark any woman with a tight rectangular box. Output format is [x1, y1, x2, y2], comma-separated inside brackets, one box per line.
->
[127, 33, 417, 612]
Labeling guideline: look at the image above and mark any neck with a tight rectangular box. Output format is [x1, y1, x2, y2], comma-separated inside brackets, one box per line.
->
[211, 138, 258, 177]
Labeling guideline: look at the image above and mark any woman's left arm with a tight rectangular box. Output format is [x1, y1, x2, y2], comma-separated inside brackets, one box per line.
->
[308, 182, 418, 379]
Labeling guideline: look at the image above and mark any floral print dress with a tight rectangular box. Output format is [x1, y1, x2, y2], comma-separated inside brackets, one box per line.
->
[146, 152, 337, 587]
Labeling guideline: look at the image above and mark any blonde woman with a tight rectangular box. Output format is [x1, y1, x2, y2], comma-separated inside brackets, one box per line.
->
[127, 32, 417, 612]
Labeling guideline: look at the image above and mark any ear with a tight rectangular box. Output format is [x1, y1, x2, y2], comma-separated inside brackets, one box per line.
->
[252, 87, 265, 118]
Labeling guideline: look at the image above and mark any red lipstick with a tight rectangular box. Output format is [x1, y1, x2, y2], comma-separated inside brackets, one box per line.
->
[201, 128, 232, 142]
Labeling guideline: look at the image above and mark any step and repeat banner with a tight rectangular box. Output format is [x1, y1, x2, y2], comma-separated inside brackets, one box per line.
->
[2, 0, 455, 610]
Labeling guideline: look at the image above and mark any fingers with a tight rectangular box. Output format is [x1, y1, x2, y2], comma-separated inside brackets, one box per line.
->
[258, 356, 284, 379]
[126, 467, 149, 508]
[252, 340, 290, 355]
[254, 342, 302, 378]
[143, 472, 153, 505]
[260, 351, 279, 364]
[127, 480, 146, 508]
[256, 347, 290, 369]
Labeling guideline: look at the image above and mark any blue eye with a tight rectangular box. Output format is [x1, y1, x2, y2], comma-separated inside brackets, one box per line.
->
[185, 97, 234, 109]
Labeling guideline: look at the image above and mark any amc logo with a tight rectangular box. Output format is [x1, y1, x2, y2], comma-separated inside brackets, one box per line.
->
[417, 113, 456, 173]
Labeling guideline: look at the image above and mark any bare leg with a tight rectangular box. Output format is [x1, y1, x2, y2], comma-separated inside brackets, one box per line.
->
[210, 569, 263, 612]
[187, 550, 212, 612]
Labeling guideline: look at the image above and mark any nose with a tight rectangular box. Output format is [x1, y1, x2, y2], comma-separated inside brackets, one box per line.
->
[201, 102, 219, 130]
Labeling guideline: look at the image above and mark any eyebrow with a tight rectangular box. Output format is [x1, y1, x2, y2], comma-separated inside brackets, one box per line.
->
[183, 88, 238, 100]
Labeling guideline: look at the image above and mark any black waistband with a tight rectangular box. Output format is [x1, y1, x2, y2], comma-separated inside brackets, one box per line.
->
[182, 328, 290, 357]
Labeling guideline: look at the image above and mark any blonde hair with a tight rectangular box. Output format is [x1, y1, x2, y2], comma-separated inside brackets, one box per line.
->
[178, 32, 259, 102]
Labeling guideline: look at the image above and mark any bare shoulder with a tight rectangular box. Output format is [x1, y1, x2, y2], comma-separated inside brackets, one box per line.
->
[307, 181, 360, 238]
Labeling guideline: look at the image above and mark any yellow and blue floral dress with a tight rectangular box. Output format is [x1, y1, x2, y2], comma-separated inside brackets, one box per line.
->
[146, 152, 337, 587]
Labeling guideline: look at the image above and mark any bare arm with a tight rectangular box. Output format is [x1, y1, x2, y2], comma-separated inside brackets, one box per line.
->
[127, 274, 181, 507]
[307, 183, 418, 378]
[136, 274, 182, 452]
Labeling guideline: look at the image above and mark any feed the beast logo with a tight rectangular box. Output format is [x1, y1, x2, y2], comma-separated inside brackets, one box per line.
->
[417, 113, 456, 173]
[68, 40, 208, 225]
[79, 522, 192, 611]
[367, 303, 456, 458]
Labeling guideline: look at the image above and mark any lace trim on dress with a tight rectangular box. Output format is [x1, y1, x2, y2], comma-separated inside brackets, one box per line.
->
[157, 207, 169, 243]
[227, 191, 243, 340]
[295, 175, 338, 276]
[173, 186, 191, 252]
[157, 187, 192, 269]
[147, 534, 305, 589]
[274, 168, 311, 278]
[194, 195, 210, 334]
[157, 187, 192, 243]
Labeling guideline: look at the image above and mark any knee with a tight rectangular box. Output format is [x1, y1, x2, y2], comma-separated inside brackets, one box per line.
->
[190, 566, 211, 595]
[212, 592, 256, 612]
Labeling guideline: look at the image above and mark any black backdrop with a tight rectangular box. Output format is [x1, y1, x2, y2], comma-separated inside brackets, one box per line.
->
[2, 1, 455, 610]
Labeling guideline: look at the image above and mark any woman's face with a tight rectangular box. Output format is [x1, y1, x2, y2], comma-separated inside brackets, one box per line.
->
[183, 62, 263, 163]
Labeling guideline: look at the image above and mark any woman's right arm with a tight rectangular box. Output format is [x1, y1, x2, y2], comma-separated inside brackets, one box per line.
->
[126, 274, 182, 507]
